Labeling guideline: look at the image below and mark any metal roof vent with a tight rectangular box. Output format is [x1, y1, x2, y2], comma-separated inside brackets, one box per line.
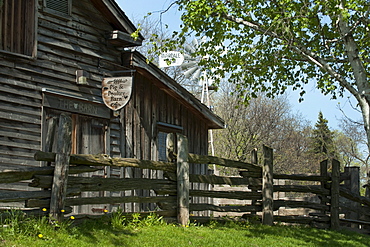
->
[45, 0, 71, 16]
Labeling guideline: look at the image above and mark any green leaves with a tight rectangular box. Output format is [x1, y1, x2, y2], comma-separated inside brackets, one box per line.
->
[145, 0, 368, 105]
[131, 24, 142, 41]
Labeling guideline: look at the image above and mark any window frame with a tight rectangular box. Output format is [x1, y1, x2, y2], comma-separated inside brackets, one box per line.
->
[42, 109, 109, 155]
[43, 0, 72, 20]
[157, 122, 183, 162]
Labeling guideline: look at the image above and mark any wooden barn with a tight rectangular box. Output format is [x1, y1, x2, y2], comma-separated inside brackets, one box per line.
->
[0, 0, 224, 213]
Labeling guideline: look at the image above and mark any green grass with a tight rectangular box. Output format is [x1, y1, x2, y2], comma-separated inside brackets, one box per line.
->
[0, 210, 370, 247]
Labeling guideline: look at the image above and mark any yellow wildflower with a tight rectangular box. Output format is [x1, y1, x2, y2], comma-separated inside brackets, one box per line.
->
[70, 216, 75, 220]
[42, 208, 47, 212]
[38, 234, 43, 238]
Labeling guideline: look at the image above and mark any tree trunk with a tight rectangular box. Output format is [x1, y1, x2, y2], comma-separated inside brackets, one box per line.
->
[337, 7, 370, 184]
[358, 98, 370, 194]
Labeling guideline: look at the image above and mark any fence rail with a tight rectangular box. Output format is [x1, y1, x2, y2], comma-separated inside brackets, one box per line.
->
[0, 114, 369, 232]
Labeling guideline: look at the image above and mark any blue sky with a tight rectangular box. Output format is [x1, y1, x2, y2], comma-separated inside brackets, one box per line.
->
[116, 0, 363, 129]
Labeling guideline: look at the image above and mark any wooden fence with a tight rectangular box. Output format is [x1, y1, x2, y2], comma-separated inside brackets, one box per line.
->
[1, 114, 370, 232]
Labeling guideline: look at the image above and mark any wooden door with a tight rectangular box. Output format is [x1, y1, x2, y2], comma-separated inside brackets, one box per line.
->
[43, 109, 109, 214]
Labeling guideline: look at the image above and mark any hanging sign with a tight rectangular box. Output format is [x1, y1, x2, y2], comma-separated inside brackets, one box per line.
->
[102, 76, 132, 111]
[158, 51, 184, 68]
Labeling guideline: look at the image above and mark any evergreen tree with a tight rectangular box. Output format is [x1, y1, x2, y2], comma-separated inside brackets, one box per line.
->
[310, 112, 338, 161]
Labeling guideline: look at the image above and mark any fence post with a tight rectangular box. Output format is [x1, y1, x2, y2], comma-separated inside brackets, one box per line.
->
[49, 113, 72, 222]
[250, 148, 258, 215]
[344, 166, 360, 228]
[262, 145, 273, 226]
[176, 134, 189, 226]
[330, 159, 340, 230]
[320, 160, 329, 215]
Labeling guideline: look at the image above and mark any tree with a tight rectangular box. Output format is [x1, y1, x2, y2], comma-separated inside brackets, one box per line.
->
[337, 116, 369, 186]
[309, 112, 338, 163]
[338, 116, 369, 164]
[131, 16, 206, 95]
[139, 0, 370, 154]
[131, 16, 188, 85]
[335, 131, 362, 167]
[213, 84, 315, 174]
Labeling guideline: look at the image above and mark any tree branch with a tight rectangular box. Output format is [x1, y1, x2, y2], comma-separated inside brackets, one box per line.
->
[160, 1, 179, 15]
[338, 101, 363, 126]
[221, 13, 358, 98]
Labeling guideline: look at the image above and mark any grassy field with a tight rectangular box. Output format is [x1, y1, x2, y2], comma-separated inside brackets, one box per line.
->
[1, 210, 370, 247]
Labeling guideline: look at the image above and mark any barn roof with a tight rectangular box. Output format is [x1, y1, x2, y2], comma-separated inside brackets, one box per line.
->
[124, 51, 225, 129]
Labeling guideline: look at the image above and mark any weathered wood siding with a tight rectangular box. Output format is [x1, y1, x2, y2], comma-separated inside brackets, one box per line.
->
[116, 71, 210, 211]
[0, 0, 123, 192]
[120, 72, 209, 159]
[0, 0, 216, 213]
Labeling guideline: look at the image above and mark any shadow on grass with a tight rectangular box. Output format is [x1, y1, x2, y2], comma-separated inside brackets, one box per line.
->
[67, 218, 138, 246]
[244, 224, 369, 247]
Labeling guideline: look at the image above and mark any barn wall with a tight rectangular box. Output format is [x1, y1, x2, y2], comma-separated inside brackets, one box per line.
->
[0, 0, 121, 172]
[115, 71, 210, 212]
[0, 0, 212, 200]
[120, 71, 209, 160]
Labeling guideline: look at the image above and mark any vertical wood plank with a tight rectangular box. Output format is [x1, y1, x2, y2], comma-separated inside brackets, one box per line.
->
[125, 102, 134, 213]
[262, 145, 273, 226]
[44, 116, 57, 166]
[331, 159, 340, 230]
[190, 116, 200, 209]
[138, 78, 144, 210]
[49, 113, 72, 222]
[320, 160, 329, 215]
[10, 1, 14, 52]
[104, 118, 111, 211]
[177, 134, 189, 226]
[151, 85, 158, 161]
[203, 122, 211, 215]
[142, 79, 151, 209]
[174, 98, 180, 126]
[250, 148, 258, 215]
[167, 95, 173, 124]
[79, 116, 90, 214]
[0, 1, 2, 48]
[121, 104, 128, 212]
[344, 166, 360, 228]
[45, 117, 57, 152]
[16, 0, 21, 53]
[151, 85, 161, 180]
[4, 0, 10, 51]
[159, 90, 166, 122]
[133, 79, 142, 212]
[28, 0, 34, 50]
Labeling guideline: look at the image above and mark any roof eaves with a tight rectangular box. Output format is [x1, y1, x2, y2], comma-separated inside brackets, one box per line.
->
[91, 0, 145, 43]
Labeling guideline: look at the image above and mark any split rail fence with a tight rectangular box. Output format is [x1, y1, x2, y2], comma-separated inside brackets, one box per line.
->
[1, 113, 370, 232]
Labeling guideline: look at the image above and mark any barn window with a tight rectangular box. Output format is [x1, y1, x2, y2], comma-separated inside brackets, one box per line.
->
[43, 109, 108, 156]
[0, 0, 36, 56]
[157, 122, 183, 161]
[44, 0, 72, 17]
